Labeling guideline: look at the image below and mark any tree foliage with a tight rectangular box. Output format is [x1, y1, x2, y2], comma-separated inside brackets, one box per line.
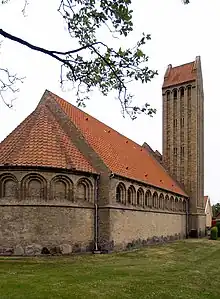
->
[212, 203, 220, 218]
[0, 0, 189, 119]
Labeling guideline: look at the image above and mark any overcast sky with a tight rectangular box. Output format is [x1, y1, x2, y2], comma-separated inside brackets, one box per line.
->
[0, 0, 219, 203]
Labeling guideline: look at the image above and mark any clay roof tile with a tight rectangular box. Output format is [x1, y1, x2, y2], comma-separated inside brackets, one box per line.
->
[163, 61, 196, 88]
[50, 91, 187, 197]
[0, 90, 188, 197]
[0, 102, 96, 174]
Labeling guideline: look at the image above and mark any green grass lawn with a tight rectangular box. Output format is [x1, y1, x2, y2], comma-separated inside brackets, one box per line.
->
[0, 239, 220, 299]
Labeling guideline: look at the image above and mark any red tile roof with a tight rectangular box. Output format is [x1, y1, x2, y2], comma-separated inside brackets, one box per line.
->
[0, 103, 96, 173]
[0, 90, 188, 197]
[49, 92, 187, 197]
[163, 61, 196, 88]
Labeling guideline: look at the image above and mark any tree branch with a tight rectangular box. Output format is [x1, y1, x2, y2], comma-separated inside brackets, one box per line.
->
[21, 0, 29, 17]
[0, 29, 101, 58]
[0, 68, 24, 107]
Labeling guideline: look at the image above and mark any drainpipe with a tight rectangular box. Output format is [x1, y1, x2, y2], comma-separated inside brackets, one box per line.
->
[93, 175, 100, 254]
[186, 198, 189, 238]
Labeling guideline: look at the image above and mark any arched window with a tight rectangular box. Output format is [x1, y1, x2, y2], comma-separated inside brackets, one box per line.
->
[173, 89, 177, 100]
[165, 195, 169, 210]
[180, 87, 184, 98]
[0, 173, 18, 199]
[170, 196, 174, 211]
[21, 173, 47, 200]
[153, 192, 158, 208]
[127, 185, 136, 205]
[166, 91, 171, 101]
[51, 175, 73, 201]
[116, 183, 126, 204]
[76, 178, 93, 202]
[183, 200, 187, 212]
[145, 190, 152, 207]
[178, 199, 183, 211]
[137, 188, 144, 206]
[187, 86, 191, 98]
[159, 194, 164, 209]
[175, 197, 179, 211]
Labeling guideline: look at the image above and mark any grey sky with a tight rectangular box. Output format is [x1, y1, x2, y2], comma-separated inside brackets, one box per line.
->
[0, 0, 218, 203]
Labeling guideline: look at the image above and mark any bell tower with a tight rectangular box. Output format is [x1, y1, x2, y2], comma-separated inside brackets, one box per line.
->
[162, 56, 205, 236]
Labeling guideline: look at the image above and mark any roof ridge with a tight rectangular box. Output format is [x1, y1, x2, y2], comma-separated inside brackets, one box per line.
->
[36, 90, 51, 107]
[170, 61, 194, 70]
[163, 59, 197, 88]
[49, 111, 77, 170]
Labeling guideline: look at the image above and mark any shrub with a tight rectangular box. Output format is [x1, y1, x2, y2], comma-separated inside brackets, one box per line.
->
[212, 219, 217, 227]
[211, 226, 218, 240]
[216, 222, 220, 237]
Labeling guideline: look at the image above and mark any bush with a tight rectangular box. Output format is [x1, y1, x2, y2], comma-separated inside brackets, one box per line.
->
[212, 219, 217, 227]
[211, 226, 218, 240]
[216, 222, 220, 237]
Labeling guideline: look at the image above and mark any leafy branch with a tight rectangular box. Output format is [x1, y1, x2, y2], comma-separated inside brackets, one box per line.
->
[0, 0, 190, 118]
[57, 0, 158, 119]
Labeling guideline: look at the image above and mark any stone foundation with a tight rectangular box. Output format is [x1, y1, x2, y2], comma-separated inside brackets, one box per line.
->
[0, 234, 187, 256]
[103, 233, 185, 253]
[0, 241, 95, 256]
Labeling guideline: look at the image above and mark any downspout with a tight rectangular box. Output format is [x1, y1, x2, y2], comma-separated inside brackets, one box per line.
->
[93, 175, 100, 253]
[186, 197, 189, 238]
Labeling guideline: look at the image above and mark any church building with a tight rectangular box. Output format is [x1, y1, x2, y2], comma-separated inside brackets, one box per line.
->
[0, 56, 205, 255]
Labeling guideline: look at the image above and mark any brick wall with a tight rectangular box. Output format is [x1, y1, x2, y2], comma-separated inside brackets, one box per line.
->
[106, 177, 188, 250]
[162, 58, 205, 235]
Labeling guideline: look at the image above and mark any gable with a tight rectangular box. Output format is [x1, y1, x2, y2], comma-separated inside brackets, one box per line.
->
[47, 91, 187, 197]
[0, 102, 96, 174]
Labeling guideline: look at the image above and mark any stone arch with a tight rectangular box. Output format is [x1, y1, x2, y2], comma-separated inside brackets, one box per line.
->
[51, 175, 73, 201]
[172, 88, 178, 100]
[159, 193, 164, 210]
[76, 178, 93, 202]
[21, 173, 47, 200]
[137, 187, 144, 207]
[183, 199, 187, 212]
[0, 173, 18, 198]
[145, 190, 152, 207]
[153, 191, 158, 209]
[178, 198, 183, 211]
[170, 196, 174, 211]
[187, 85, 192, 98]
[116, 182, 126, 204]
[179, 87, 185, 98]
[175, 197, 179, 211]
[127, 185, 136, 205]
[165, 195, 169, 210]
[166, 90, 171, 101]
